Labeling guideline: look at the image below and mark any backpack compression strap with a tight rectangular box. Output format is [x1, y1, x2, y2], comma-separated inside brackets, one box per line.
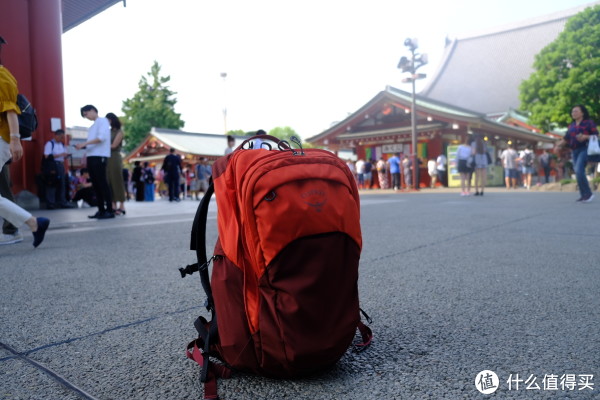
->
[186, 339, 231, 400]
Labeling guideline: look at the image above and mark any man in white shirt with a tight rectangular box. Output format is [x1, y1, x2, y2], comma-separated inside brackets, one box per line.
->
[76, 105, 114, 219]
[500, 144, 518, 189]
[43, 129, 72, 209]
[436, 153, 447, 187]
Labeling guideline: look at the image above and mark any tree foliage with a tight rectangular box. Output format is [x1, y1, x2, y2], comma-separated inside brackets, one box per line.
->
[121, 61, 184, 152]
[268, 126, 299, 141]
[519, 5, 600, 131]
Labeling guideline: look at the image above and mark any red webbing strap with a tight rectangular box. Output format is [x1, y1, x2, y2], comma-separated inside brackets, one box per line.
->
[186, 340, 231, 400]
[355, 321, 373, 351]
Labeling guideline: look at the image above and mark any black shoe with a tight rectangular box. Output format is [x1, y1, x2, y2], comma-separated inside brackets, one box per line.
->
[97, 211, 115, 219]
[474, 191, 480, 196]
[60, 203, 75, 209]
[480, 191, 484, 196]
[33, 217, 50, 248]
[88, 211, 101, 219]
[47, 204, 56, 210]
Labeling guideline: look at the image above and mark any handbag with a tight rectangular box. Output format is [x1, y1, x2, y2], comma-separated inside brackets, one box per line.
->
[587, 135, 600, 156]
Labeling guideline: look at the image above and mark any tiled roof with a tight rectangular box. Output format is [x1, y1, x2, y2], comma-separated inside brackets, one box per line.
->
[421, 1, 600, 115]
[146, 128, 246, 156]
[62, 0, 125, 32]
[307, 86, 555, 145]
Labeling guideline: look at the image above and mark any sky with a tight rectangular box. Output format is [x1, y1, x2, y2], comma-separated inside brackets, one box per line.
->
[61, 0, 596, 139]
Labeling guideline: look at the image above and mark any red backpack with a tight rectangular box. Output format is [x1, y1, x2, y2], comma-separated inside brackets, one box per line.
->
[181, 135, 372, 399]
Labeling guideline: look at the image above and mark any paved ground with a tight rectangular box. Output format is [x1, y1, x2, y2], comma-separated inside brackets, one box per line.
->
[1, 189, 598, 399]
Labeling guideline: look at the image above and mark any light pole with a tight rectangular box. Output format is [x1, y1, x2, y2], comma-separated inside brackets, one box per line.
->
[220, 72, 228, 134]
[398, 38, 427, 190]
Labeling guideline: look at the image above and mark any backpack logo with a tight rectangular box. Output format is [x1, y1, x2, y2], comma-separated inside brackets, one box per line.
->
[301, 189, 327, 212]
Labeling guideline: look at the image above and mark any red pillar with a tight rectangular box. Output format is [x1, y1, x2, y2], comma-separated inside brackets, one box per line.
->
[0, 0, 65, 196]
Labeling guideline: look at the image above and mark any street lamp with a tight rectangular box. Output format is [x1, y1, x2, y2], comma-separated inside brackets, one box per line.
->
[398, 38, 427, 190]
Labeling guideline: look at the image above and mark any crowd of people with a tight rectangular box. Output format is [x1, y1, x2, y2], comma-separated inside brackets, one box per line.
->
[348, 152, 447, 192]
[346, 108, 598, 200]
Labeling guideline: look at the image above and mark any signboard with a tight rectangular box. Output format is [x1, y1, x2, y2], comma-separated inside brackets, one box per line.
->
[382, 144, 403, 154]
[448, 144, 503, 188]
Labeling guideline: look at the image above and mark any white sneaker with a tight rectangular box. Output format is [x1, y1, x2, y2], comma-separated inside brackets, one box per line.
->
[582, 194, 594, 203]
[0, 232, 24, 245]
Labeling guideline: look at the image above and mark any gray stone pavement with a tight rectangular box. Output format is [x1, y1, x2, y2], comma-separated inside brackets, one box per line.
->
[1, 189, 598, 399]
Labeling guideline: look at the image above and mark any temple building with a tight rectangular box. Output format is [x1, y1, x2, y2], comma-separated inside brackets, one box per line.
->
[307, 2, 598, 187]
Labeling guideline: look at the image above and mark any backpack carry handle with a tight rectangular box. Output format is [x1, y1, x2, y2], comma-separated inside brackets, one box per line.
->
[238, 134, 292, 151]
[238, 135, 305, 155]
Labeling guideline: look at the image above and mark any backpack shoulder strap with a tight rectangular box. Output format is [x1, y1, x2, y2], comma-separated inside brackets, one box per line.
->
[187, 183, 222, 388]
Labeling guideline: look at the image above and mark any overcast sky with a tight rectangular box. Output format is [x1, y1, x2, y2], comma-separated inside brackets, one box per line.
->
[61, 0, 596, 139]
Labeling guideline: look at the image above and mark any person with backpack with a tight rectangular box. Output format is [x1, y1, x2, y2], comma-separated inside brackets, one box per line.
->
[42, 129, 72, 209]
[519, 146, 535, 190]
[0, 36, 49, 247]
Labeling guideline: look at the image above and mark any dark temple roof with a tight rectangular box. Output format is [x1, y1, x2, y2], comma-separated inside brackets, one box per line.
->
[420, 1, 600, 115]
[62, 0, 125, 32]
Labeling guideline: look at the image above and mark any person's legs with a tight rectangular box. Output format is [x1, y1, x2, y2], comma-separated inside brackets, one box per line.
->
[0, 163, 18, 235]
[87, 157, 113, 214]
[45, 174, 57, 208]
[0, 139, 49, 246]
[543, 166, 550, 183]
[55, 163, 67, 205]
[87, 157, 106, 213]
[573, 148, 592, 199]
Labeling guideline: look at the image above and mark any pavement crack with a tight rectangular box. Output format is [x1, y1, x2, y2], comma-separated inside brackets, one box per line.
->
[0, 341, 100, 400]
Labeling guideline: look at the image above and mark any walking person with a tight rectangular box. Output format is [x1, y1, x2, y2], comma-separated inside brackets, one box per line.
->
[427, 158, 437, 188]
[76, 105, 115, 219]
[436, 153, 447, 187]
[500, 143, 518, 189]
[456, 137, 473, 196]
[0, 40, 49, 246]
[0, 162, 22, 244]
[471, 135, 489, 196]
[162, 148, 181, 202]
[388, 153, 401, 191]
[519, 146, 535, 190]
[105, 113, 126, 215]
[557, 104, 598, 202]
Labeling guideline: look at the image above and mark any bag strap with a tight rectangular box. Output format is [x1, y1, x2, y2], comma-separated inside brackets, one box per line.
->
[187, 183, 222, 390]
[354, 308, 374, 352]
[186, 339, 231, 400]
[190, 183, 216, 311]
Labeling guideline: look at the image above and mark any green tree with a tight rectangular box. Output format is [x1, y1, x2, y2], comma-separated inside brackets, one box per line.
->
[268, 126, 299, 141]
[519, 5, 600, 131]
[121, 61, 184, 152]
[226, 129, 248, 136]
